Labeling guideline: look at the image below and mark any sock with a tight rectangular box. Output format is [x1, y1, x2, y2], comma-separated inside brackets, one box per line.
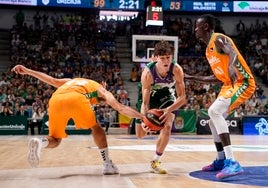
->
[41, 138, 49, 148]
[217, 151, 225, 160]
[153, 151, 162, 161]
[214, 142, 225, 160]
[99, 147, 110, 163]
[223, 145, 235, 160]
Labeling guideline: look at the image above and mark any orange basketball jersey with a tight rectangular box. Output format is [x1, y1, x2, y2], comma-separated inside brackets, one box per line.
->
[206, 33, 256, 113]
[54, 78, 101, 105]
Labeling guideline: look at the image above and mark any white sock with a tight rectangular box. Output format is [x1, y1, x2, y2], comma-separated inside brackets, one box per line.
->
[99, 147, 110, 163]
[153, 152, 162, 161]
[223, 145, 235, 160]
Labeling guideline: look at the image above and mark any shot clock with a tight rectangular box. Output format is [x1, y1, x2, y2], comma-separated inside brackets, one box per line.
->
[146, 5, 163, 26]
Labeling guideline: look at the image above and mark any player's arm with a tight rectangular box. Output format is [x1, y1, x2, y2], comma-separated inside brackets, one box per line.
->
[215, 35, 238, 87]
[97, 86, 144, 120]
[140, 68, 152, 115]
[12, 65, 71, 88]
[184, 73, 220, 83]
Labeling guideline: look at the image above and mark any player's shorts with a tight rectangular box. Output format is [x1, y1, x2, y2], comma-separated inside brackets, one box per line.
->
[218, 79, 256, 113]
[48, 91, 97, 138]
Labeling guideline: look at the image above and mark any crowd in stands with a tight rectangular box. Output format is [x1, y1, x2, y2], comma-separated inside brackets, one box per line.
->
[0, 10, 268, 135]
[127, 13, 268, 116]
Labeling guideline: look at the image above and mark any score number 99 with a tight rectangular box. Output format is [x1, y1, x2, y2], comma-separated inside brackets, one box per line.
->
[170, 1, 181, 10]
[94, 0, 105, 7]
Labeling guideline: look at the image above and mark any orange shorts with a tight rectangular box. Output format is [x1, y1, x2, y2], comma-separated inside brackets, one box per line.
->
[48, 91, 97, 138]
[218, 79, 256, 113]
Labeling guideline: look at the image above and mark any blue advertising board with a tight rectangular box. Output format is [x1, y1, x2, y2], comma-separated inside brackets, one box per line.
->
[163, 0, 233, 12]
[242, 116, 268, 135]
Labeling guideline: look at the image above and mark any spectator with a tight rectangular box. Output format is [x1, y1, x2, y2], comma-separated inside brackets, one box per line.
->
[15, 9, 25, 27]
[0, 106, 13, 116]
[116, 85, 128, 100]
[129, 66, 140, 82]
[30, 106, 45, 135]
[16, 104, 29, 117]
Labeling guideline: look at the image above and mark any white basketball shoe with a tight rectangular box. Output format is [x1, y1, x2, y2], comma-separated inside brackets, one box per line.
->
[103, 160, 119, 175]
[28, 138, 42, 168]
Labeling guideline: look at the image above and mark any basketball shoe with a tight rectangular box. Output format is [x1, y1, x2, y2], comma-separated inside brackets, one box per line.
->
[202, 159, 225, 171]
[150, 160, 168, 174]
[216, 159, 244, 179]
[28, 138, 42, 168]
[103, 160, 119, 175]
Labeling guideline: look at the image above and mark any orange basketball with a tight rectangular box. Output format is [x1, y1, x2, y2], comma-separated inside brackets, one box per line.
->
[144, 109, 164, 131]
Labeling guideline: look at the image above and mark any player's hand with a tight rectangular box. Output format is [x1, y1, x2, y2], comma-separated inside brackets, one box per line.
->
[11, 65, 28, 75]
[157, 109, 168, 124]
[141, 122, 152, 133]
[228, 67, 238, 88]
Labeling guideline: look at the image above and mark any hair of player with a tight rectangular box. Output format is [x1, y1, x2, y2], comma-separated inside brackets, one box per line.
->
[198, 14, 217, 30]
[153, 40, 174, 56]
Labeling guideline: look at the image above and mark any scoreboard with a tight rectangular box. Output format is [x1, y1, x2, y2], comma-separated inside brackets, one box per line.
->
[1, 0, 267, 13]
[37, 0, 145, 9]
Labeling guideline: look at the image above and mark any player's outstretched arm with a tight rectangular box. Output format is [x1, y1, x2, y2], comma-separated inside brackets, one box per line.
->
[98, 86, 144, 120]
[184, 73, 220, 83]
[12, 65, 71, 88]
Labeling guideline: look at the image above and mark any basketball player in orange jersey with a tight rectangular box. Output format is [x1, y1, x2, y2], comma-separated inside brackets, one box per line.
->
[12, 64, 145, 175]
[185, 14, 256, 179]
[135, 40, 186, 174]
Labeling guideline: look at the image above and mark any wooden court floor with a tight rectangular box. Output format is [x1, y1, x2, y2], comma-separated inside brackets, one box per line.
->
[0, 133, 267, 188]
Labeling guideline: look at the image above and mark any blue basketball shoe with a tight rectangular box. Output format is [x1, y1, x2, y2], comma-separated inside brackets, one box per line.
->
[202, 159, 225, 171]
[216, 159, 244, 179]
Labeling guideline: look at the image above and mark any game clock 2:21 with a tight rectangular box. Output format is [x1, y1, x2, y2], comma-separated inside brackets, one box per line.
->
[119, 0, 140, 9]
[93, 0, 141, 9]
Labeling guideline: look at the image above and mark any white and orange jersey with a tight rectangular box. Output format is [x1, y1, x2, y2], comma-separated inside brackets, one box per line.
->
[206, 32, 255, 85]
[206, 33, 256, 113]
[54, 78, 101, 105]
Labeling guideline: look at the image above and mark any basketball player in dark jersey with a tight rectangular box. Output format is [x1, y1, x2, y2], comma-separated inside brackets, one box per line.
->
[135, 40, 186, 174]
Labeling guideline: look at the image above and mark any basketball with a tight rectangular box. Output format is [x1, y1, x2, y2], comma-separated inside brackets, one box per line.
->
[144, 109, 164, 131]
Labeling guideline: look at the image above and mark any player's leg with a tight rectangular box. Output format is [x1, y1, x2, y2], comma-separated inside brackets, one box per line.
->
[208, 96, 243, 179]
[90, 122, 119, 175]
[73, 95, 119, 175]
[151, 112, 174, 174]
[202, 119, 225, 171]
[135, 119, 147, 138]
[135, 98, 147, 138]
[28, 95, 67, 168]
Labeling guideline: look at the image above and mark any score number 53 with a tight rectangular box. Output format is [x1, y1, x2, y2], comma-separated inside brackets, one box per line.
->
[170, 1, 181, 10]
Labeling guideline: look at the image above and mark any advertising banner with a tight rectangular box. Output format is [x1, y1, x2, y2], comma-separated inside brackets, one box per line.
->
[163, 1, 233, 12]
[0, 0, 36, 6]
[0, 116, 28, 135]
[234, 1, 268, 12]
[37, 0, 90, 8]
[242, 116, 268, 135]
[196, 116, 242, 135]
